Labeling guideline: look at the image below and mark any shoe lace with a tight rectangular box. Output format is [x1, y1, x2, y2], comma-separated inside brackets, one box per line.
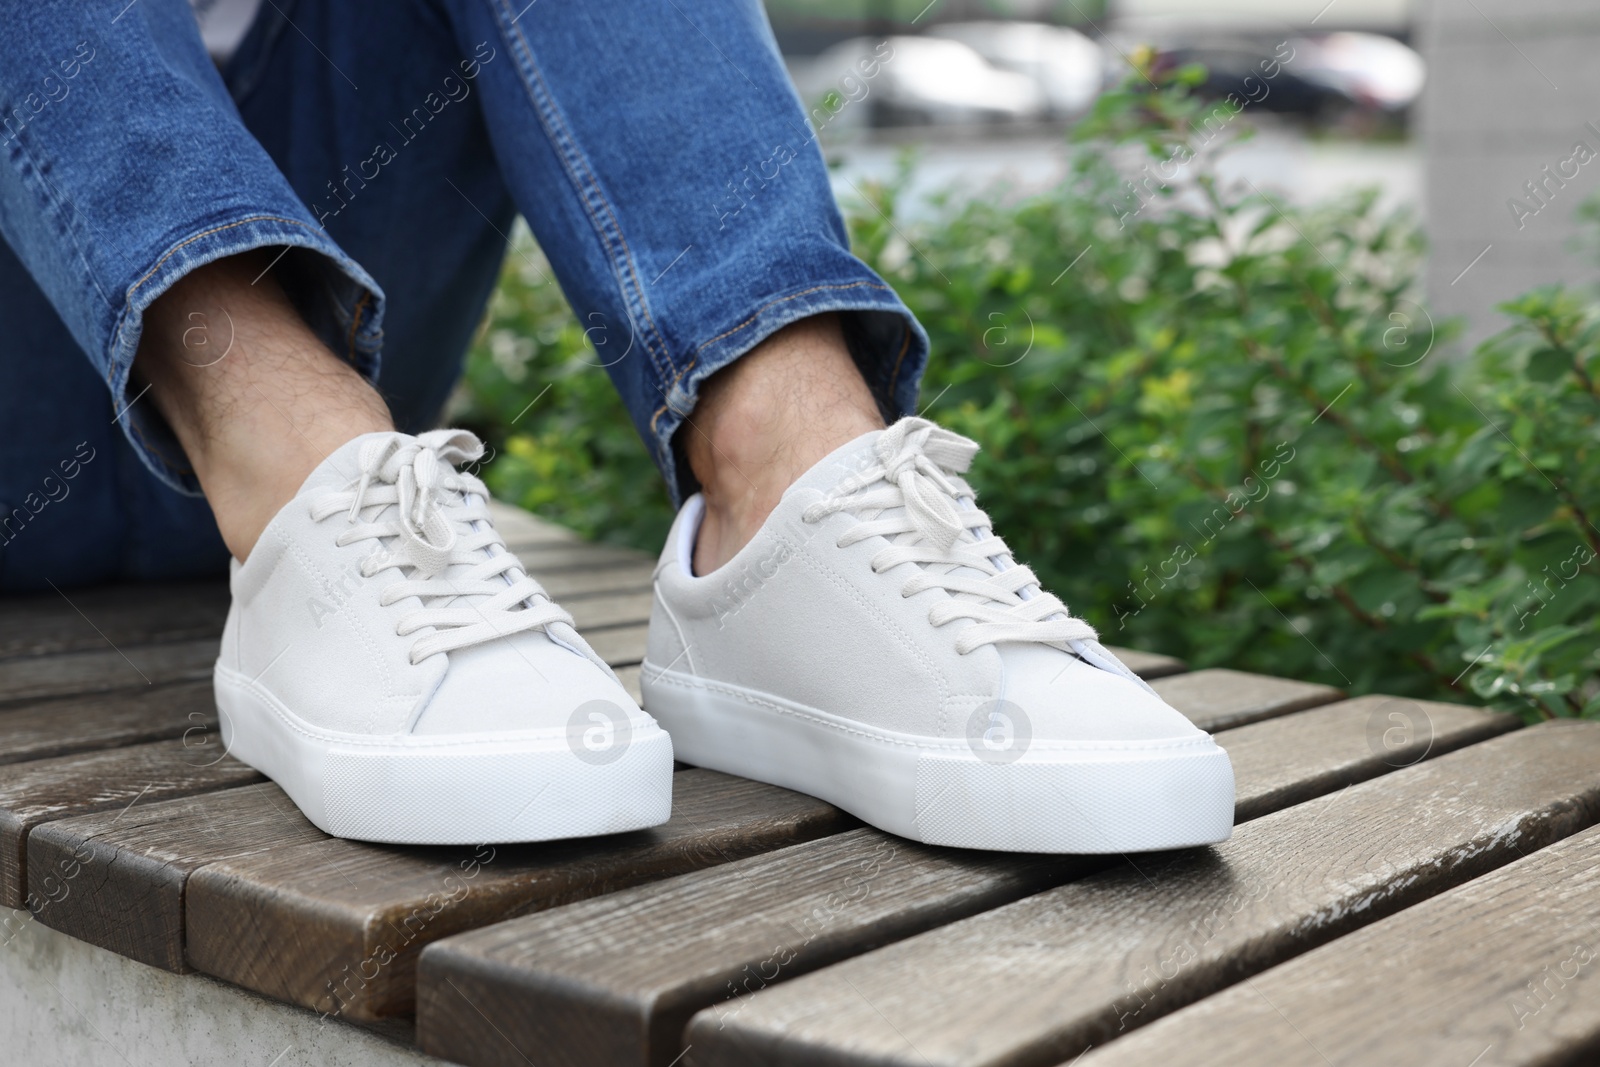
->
[307, 429, 572, 664]
[801, 418, 1098, 656]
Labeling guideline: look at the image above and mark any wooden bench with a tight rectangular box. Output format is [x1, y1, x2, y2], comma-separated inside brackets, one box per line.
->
[2, 501, 1595, 1066]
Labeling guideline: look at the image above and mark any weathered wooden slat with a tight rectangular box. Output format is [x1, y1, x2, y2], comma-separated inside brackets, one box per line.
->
[29, 752, 705, 975]
[486, 500, 580, 545]
[1151, 668, 1342, 732]
[0, 681, 216, 766]
[507, 541, 655, 571]
[418, 832, 1075, 1067]
[0, 580, 229, 661]
[0, 591, 649, 710]
[681, 721, 1600, 1067]
[1105, 647, 1186, 679]
[1076, 821, 1600, 1067]
[411, 696, 1514, 1067]
[0, 509, 622, 666]
[615, 665, 642, 706]
[0, 740, 263, 908]
[564, 591, 654, 632]
[1223, 695, 1516, 821]
[533, 563, 656, 600]
[27, 782, 325, 972]
[587, 624, 650, 668]
[0, 639, 217, 706]
[183, 770, 855, 1022]
[0, 615, 644, 703]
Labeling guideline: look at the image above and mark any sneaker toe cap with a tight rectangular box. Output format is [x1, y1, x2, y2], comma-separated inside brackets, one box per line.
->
[995, 648, 1204, 746]
[413, 630, 648, 739]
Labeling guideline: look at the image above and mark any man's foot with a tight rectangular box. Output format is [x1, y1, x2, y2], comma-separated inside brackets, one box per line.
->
[214, 429, 673, 844]
[681, 312, 884, 576]
[642, 418, 1234, 853]
[134, 250, 396, 561]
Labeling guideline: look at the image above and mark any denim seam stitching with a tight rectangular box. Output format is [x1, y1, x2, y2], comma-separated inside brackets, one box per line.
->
[106, 215, 365, 486]
[123, 214, 314, 300]
[126, 409, 194, 477]
[648, 358, 701, 437]
[692, 279, 891, 354]
[346, 290, 373, 363]
[887, 320, 912, 395]
[646, 279, 898, 437]
[493, 0, 675, 385]
[107, 214, 347, 383]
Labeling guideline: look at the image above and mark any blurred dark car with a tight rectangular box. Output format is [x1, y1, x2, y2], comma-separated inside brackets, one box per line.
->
[1153, 33, 1424, 124]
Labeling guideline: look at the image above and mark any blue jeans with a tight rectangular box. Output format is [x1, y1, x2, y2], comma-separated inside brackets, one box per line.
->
[0, 0, 927, 589]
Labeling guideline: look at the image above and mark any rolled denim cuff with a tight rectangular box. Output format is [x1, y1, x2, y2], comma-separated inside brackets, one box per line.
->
[106, 215, 385, 495]
[651, 268, 929, 505]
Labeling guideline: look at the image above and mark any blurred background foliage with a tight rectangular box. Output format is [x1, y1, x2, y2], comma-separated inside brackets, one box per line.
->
[451, 65, 1600, 723]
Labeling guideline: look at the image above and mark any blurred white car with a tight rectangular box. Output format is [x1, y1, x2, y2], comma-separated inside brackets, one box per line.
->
[795, 35, 1049, 128]
[927, 21, 1105, 118]
[1294, 32, 1425, 111]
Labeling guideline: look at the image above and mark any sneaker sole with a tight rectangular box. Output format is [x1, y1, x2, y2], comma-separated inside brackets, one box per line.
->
[216, 665, 674, 845]
[641, 661, 1234, 853]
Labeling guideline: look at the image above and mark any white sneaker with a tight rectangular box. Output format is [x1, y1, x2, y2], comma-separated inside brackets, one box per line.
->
[641, 418, 1233, 853]
[214, 429, 672, 844]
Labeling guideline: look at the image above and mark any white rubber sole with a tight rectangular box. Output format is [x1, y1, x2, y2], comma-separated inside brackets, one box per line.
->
[215, 665, 673, 845]
[640, 661, 1234, 853]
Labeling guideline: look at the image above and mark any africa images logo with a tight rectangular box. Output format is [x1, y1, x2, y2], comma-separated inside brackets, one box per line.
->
[566, 698, 633, 765]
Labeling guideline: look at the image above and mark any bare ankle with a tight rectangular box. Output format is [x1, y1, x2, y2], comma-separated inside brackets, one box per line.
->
[682, 314, 884, 575]
[134, 250, 394, 559]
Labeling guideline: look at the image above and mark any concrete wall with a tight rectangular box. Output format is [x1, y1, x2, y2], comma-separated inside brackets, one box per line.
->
[1417, 0, 1600, 345]
[1, 910, 452, 1067]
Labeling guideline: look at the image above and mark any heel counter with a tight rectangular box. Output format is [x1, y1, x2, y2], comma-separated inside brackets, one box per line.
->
[646, 586, 693, 675]
[217, 556, 246, 674]
[647, 496, 702, 674]
[218, 593, 241, 675]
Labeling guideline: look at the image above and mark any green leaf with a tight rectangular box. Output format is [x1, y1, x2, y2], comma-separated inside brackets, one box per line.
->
[1526, 347, 1571, 382]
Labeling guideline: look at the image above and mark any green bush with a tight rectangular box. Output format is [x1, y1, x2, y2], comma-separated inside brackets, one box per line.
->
[451, 65, 1600, 723]
[450, 250, 676, 552]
